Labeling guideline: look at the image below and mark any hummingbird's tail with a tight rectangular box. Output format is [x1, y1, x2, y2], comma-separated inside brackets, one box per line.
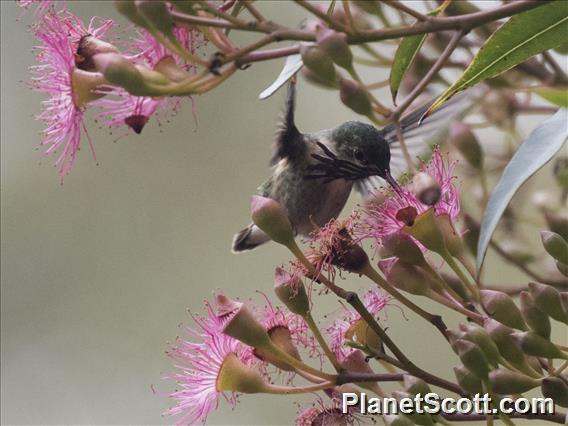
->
[231, 224, 270, 253]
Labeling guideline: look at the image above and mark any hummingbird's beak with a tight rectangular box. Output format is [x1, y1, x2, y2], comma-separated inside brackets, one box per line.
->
[384, 170, 403, 197]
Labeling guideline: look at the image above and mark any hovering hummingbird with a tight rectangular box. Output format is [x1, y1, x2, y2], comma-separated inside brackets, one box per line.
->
[232, 81, 470, 252]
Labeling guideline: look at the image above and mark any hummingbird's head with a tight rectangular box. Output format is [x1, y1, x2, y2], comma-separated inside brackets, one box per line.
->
[307, 121, 402, 194]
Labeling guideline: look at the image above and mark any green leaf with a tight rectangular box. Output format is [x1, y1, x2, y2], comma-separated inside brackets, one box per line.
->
[259, 54, 303, 100]
[389, 1, 450, 103]
[476, 109, 568, 275]
[428, 1, 568, 115]
[533, 86, 568, 108]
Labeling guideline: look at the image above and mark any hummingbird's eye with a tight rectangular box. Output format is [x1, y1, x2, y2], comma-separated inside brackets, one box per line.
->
[353, 149, 367, 164]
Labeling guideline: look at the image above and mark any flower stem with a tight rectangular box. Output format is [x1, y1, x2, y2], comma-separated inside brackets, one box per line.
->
[304, 312, 342, 371]
[360, 263, 449, 339]
[443, 252, 480, 302]
[266, 340, 336, 382]
[426, 290, 484, 324]
[265, 381, 335, 395]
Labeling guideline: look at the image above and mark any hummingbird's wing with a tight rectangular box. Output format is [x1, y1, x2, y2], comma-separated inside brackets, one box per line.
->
[270, 81, 308, 166]
[354, 89, 479, 198]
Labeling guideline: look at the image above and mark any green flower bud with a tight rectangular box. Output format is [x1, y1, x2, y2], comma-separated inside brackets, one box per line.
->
[448, 122, 483, 169]
[480, 289, 527, 330]
[436, 213, 467, 259]
[519, 291, 551, 339]
[273, 267, 310, 317]
[339, 78, 373, 115]
[403, 375, 431, 396]
[380, 233, 426, 266]
[460, 323, 501, 367]
[300, 67, 336, 89]
[114, 0, 149, 28]
[315, 27, 353, 69]
[489, 368, 541, 395]
[484, 318, 534, 374]
[454, 365, 483, 394]
[510, 331, 568, 360]
[217, 352, 269, 393]
[254, 326, 301, 371]
[543, 209, 568, 241]
[391, 392, 435, 426]
[135, 0, 174, 37]
[299, 44, 337, 86]
[403, 208, 447, 256]
[541, 231, 568, 265]
[541, 377, 568, 408]
[446, 329, 465, 348]
[250, 196, 294, 247]
[154, 56, 190, 82]
[216, 294, 271, 349]
[92, 53, 150, 96]
[556, 260, 568, 277]
[529, 282, 568, 324]
[454, 340, 490, 380]
[379, 258, 431, 296]
[412, 172, 441, 206]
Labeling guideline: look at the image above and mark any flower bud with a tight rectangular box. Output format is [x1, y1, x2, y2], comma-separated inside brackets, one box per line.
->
[412, 172, 441, 206]
[454, 365, 483, 394]
[315, 27, 353, 69]
[300, 67, 336, 89]
[543, 209, 568, 241]
[460, 323, 500, 367]
[299, 44, 337, 86]
[250, 196, 294, 247]
[380, 233, 426, 266]
[541, 231, 568, 265]
[529, 282, 568, 324]
[441, 272, 470, 300]
[339, 79, 373, 115]
[519, 291, 551, 339]
[383, 414, 415, 426]
[480, 289, 527, 330]
[557, 260, 568, 277]
[391, 392, 435, 426]
[489, 368, 541, 395]
[341, 350, 382, 394]
[92, 53, 149, 96]
[484, 318, 534, 374]
[403, 208, 447, 256]
[273, 267, 310, 317]
[446, 329, 465, 348]
[454, 340, 490, 380]
[379, 258, 431, 296]
[114, 0, 149, 28]
[448, 122, 483, 170]
[70, 69, 106, 108]
[154, 56, 189, 83]
[436, 214, 466, 259]
[216, 294, 271, 349]
[216, 353, 269, 393]
[135, 0, 174, 37]
[510, 331, 568, 360]
[541, 377, 568, 408]
[255, 326, 301, 371]
[404, 375, 431, 396]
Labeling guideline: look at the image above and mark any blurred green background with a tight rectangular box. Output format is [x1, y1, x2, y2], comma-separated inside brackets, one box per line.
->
[1, 1, 565, 425]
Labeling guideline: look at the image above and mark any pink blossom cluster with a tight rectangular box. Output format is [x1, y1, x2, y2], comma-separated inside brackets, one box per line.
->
[21, 1, 204, 179]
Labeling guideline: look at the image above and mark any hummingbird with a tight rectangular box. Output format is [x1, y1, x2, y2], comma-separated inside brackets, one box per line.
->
[232, 81, 471, 252]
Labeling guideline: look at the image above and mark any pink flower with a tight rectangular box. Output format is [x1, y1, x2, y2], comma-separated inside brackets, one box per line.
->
[94, 26, 204, 135]
[359, 147, 460, 245]
[296, 395, 363, 426]
[327, 289, 390, 362]
[165, 301, 251, 425]
[30, 10, 113, 178]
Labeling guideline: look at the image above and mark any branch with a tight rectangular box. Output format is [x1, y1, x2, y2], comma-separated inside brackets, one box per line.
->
[383, 0, 429, 22]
